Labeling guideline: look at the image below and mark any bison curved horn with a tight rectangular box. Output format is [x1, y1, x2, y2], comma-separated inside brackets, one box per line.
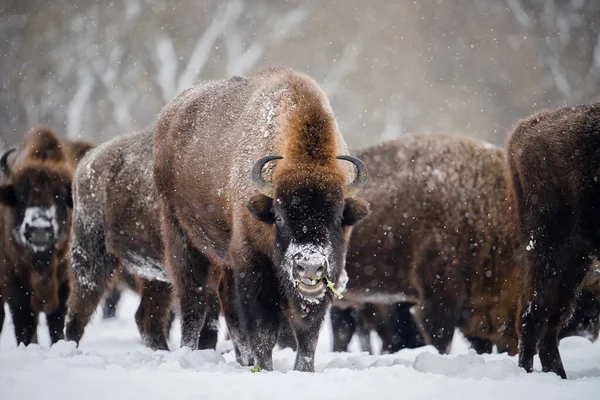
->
[252, 155, 283, 198]
[337, 155, 368, 197]
[0, 148, 16, 177]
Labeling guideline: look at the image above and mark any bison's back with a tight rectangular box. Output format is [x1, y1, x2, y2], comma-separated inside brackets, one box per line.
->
[344, 134, 510, 301]
[506, 104, 600, 241]
[73, 130, 163, 265]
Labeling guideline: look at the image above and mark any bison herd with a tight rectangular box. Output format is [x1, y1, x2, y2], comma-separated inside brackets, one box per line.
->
[1, 67, 599, 378]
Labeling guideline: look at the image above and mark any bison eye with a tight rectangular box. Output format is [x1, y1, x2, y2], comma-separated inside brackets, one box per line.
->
[275, 215, 283, 224]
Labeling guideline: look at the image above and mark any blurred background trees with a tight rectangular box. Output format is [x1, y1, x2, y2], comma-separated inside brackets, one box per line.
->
[1, 0, 599, 150]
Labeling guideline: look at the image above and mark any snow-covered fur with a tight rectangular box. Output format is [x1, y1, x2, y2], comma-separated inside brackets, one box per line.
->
[153, 66, 370, 371]
[0, 127, 91, 345]
[65, 130, 219, 351]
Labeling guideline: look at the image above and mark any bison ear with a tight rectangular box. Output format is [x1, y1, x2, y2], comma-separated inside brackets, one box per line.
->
[0, 185, 17, 207]
[65, 183, 73, 208]
[342, 198, 371, 226]
[247, 192, 275, 224]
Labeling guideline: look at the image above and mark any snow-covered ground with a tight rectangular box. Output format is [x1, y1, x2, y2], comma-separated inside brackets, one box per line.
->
[1, 291, 599, 400]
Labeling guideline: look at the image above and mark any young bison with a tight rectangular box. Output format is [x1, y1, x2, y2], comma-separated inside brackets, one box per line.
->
[506, 103, 600, 379]
[0, 127, 92, 345]
[153, 67, 370, 371]
[65, 130, 219, 351]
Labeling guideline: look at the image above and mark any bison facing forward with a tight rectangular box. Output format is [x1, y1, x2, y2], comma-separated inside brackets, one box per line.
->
[0, 127, 92, 345]
[507, 104, 600, 379]
[153, 67, 370, 371]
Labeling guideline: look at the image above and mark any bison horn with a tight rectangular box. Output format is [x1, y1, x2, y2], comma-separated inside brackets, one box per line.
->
[252, 155, 283, 198]
[0, 148, 16, 177]
[337, 155, 368, 196]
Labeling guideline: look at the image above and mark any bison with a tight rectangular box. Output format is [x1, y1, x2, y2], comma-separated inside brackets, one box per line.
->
[506, 103, 600, 379]
[153, 66, 370, 371]
[65, 130, 219, 351]
[0, 127, 92, 345]
[331, 133, 520, 355]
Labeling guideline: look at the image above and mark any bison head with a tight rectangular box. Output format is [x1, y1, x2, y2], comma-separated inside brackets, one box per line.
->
[0, 148, 73, 261]
[247, 155, 370, 303]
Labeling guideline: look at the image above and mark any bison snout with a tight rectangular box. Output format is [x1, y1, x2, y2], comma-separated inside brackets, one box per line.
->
[294, 258, 326, 282]
[25, 224, 55, 246]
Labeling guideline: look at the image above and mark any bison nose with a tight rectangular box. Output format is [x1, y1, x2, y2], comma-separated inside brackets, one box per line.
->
[25, 224, 55, 247]
[294, 258, 326, 282]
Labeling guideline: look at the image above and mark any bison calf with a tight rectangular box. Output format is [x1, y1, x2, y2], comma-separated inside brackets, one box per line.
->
[0, 127, 92, 345]
[507, 103, 600, 379]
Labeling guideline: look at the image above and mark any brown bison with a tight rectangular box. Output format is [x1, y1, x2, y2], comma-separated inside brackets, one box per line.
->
[333, 133, 520, 355]
[0, 127, 92, 345]
[506, 104, 600, 379]
[65, 130, 219, 351]
[153, 67, 370, 371]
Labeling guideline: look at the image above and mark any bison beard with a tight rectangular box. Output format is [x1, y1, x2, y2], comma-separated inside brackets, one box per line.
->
[0, 127, 91, 346]
[507, 103, 600, 379]
[153, 67, 370, 372]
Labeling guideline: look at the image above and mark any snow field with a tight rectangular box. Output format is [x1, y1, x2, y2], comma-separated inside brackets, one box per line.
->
[1, 291, 599, 400]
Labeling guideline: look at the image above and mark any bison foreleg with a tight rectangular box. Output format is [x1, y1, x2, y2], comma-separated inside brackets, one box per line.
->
[292, 315, 325, 372]
[46, 279, 69, 344]
[388, 303, 424, 352]
[330, 306, 356, 352]
[229, 261, 280, 371]
[7, 275, 37, 345]
[218, 268, 254, 366]
[161, 211, 211, 350]
[196, 293, 219, 350]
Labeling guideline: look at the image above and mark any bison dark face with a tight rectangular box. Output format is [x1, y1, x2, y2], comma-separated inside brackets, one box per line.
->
[0, 149, 73, 259]
[247, 156, 370, 303]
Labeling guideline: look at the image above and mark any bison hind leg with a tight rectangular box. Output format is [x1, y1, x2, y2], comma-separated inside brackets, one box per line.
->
[134, 278, 172, 351]
[197, 294, 220, 350]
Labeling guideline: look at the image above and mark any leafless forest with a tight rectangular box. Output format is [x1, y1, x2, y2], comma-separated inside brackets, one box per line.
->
[2, 0, 600, 150]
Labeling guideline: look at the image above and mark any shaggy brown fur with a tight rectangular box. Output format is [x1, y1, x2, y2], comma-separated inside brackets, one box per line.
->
[0, 127, 91, 345]
[333, 133, 600, 357]
[506, 103, 600, 379]
[65, 130, 219, 351]
[153, 67, 370, 371]
[334, 134, 519, 354]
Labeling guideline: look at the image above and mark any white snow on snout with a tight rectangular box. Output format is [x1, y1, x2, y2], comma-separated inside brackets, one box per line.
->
[283, 241, 332, 279]
[283, 241, 333, 303]
[17, 205, 59, 252]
